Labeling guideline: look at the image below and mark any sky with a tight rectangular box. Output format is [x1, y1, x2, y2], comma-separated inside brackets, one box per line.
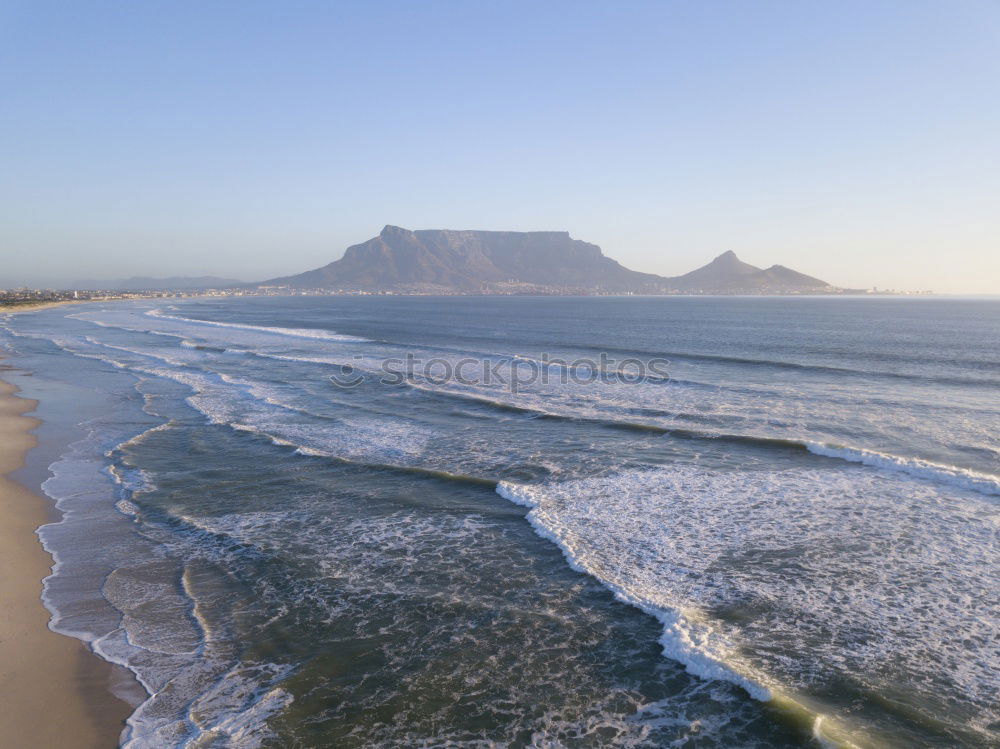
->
[1, 1, 998, 292]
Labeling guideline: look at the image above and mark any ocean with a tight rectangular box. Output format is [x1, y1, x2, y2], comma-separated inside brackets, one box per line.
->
[1, 295, 997, 748]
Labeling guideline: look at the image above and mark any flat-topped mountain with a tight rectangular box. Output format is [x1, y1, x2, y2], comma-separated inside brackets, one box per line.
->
[263, 225, 665, 292]
[260, 226, 834, 294]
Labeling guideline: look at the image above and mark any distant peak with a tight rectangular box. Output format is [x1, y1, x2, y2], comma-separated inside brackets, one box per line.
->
[714, 250, 740, 261]
[380, 224, 412, 237]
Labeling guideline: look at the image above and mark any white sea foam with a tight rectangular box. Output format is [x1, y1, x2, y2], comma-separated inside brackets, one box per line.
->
[69, 312, 190, 341]
[101, 319, 998, 504]
[408, 360, 1000, 499]
[805, 441, 1000, 497]
[497, 464, 1000, 743]
[109, 361, 436, 466]
[119, 660, 294, 749]
[174, 507, 771, 747]
[30, 434, 221, 748]
[387, 348, 999, 482]
[116, 498, 141, 517]
[109, 419, 177, 453]
[5, 369, 295, 749]
[107, 464, 157, 496]
[146, 308, 370, 342]
[189, 685, 294, 749]
[497, 480, 773, 702]
[83, 335, 195, 367]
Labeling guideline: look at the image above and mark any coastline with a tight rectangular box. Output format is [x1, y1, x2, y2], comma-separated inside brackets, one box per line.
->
[0, 300, 86, 314]
[0, 372, 131, 748]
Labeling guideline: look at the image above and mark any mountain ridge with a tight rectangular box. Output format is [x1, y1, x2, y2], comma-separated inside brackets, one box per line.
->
[668, 252, 829, 292]
[71, 275, 245, 291]
[260, 226, 835, 294]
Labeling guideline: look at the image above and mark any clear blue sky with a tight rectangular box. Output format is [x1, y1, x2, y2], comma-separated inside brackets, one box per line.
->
[2, 1, 998, 291]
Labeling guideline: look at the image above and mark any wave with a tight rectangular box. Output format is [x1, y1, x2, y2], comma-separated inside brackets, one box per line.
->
[284, 442, 498, 487]
[577, 343, 1000, 390]
[106, 463, 157, 496]
[30, 410, 295, 748]
[70, 314, 232, 353]
[659, 431, 1000, 498]
[495, 477, 871, 749]
[29, 325, 1000, 502]
[394, 381, 1000, 498]
[360, 332, 1000, 388]
[22, 331, 437, 470]
[805, 442, 1000, 497]
[178, 683, 294, 749]
[146, 309, 371, 342]
[63, 316, 1000, 430]
[84, 335, 195, 367]
[507, 353, 673, 384]
[497, 465, 999, 748]
[180, 340, 227, 352]
[496, 479, 774, 701]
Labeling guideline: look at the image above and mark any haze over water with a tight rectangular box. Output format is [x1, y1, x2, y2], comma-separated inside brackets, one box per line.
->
[1, 295, 997, 747]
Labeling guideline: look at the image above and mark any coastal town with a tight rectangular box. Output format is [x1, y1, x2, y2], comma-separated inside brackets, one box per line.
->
[0, 284, 930, 311]
[0, 280, 931, 311]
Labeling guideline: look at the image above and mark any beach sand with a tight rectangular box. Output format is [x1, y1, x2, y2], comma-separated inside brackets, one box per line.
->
[0, 300, 85, 314]
[0, 375, 132, 748]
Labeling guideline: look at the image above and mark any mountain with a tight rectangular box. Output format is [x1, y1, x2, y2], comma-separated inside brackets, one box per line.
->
[71, 275, 244, 291]
[665, 251, 830, 292]
[667, 250, 763, 289]
[745, 264, 830, 290]
[259, 226, 833, 294]
[262, 225, 665, 292]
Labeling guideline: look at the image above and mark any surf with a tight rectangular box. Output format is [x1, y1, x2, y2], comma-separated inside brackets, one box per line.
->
[145, 308, 371, 342]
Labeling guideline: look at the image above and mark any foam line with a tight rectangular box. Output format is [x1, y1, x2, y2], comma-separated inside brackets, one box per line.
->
[146, 309, 370, 342]
[806, 442, 1000, 497]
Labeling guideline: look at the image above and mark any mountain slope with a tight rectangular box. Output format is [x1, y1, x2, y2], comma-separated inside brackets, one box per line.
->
[747, 264, 830, 289]
[668, 250, 763, 289]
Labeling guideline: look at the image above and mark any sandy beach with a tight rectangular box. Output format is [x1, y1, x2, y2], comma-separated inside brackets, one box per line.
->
[0, 300, 85, 314]
[0, 373, 131, 748]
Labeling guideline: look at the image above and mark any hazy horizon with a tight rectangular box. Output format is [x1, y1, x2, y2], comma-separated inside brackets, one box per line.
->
[2, 1, 999, 293]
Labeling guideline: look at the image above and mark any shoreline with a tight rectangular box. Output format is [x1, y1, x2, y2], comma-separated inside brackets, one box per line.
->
[0, 300, 87, 314]
[0, 372, 132, 748]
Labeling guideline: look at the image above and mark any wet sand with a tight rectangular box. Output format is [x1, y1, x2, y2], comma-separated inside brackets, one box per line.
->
[0, 374, 132, 748]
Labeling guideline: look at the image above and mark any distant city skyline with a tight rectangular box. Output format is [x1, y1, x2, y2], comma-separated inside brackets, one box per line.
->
[2, 1, 998, 293]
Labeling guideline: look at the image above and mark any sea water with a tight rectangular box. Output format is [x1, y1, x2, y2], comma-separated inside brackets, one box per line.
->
[2, 295, 997, 748]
